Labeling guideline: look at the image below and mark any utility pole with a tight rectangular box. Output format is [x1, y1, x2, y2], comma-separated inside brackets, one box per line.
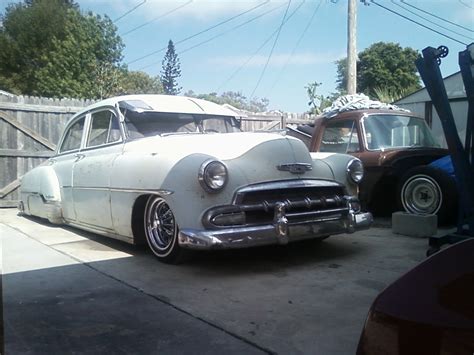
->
[347, 0, 357, 94]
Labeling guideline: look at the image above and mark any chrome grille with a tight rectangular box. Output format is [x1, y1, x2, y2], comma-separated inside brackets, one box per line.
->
[203, 180, 350, 229]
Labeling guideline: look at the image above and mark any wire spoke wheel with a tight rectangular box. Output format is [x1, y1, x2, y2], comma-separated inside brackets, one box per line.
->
[144, 196, 182, 263]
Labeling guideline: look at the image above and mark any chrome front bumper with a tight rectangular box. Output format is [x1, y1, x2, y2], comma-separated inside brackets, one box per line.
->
[178, 210, 373, 250]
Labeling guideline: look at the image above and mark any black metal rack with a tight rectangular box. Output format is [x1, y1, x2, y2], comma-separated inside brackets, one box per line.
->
[415, 44, 474, 255]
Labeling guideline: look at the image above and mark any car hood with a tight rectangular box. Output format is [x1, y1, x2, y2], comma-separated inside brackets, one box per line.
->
[124, 132, 306, 161]
[373, 238, 474, 329]
[118, 131, 336, 191]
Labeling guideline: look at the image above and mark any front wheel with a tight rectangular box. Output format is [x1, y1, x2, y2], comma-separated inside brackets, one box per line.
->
[398, 166, 457, 225]
[144, 195, 183, 264]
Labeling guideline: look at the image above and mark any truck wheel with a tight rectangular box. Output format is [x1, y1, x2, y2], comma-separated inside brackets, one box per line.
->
[144, 195, 184, 264]
[398, 166, 457, 224]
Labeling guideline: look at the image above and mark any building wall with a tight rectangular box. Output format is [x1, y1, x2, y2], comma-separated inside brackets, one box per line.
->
[431, 100, 468, 148]
[396, 99, 468, 149]
[395, 72, 468, 149]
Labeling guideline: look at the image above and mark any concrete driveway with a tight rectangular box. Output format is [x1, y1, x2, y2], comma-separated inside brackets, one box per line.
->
[1, 208, 427, 354]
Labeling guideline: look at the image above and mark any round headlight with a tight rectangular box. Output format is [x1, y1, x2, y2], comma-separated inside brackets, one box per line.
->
[347, 158, 364, 183]
[199, 160, 228, 192]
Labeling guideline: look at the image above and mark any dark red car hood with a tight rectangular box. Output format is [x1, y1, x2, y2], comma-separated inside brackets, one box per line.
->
[373, 238, 474, 329]
[357, 239, 474, 355]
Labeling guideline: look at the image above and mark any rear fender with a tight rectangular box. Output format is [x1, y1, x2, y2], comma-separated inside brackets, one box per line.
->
[20, 165, 63, 223]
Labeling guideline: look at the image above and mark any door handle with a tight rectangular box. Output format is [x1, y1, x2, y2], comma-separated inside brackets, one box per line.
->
[74, 153, 85, 162]
[49, 158, 56, 165]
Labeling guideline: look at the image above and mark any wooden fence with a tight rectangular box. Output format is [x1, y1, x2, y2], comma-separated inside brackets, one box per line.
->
[241, 113, 313, 131]
[0, 94, 313, 208]
[0, 95, 94, 207]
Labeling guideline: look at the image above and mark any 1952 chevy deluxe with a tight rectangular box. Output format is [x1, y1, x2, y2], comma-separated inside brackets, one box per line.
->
[19, 95, 372, 263]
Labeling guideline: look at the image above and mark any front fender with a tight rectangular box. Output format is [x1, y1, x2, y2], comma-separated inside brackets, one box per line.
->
[311, 152, 359, 197]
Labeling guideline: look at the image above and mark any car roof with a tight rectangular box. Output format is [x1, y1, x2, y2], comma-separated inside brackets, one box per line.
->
[315, 109, 420, 122]
[73, 94, 239, 118]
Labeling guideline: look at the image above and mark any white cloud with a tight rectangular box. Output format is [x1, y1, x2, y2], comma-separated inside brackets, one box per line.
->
[209, 51, 343, 67]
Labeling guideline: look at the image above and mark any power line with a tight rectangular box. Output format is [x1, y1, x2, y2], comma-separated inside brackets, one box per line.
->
[138, 3, 285, 71]
[393, 0, 473, 40]
[178, 4, 286, 55]
[250, 0, 292, 98]
[268, 0, 322, 93]
[113, 0, 146, 23]
[401, 0, 473, 34]
[127, 0, 270, 66]
[216, 1, 305, 92]
[121, 1, 193, 37]
[459, 0, 474, 10]
[370, 0, 467, 46]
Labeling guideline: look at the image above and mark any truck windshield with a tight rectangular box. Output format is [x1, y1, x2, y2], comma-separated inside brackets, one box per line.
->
[121, 111, 241, 139]
[363, 114, 439, 150]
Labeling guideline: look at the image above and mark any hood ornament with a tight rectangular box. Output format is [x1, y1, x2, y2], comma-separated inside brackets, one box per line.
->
[277, 163, 312, 174]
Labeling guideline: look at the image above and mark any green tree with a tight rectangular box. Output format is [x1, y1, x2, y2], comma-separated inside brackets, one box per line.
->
[161, 40, 181, 95]
[184, 90, 269, 112]
[372, 86, 412, 104]
[117, 70, 163, 95]
[335, 42, 421, 97]
[0, 0, 123, 98]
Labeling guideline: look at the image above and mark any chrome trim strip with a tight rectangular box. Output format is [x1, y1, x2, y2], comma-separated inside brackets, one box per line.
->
[111, 188, 174, 195]
[67, 186, 174, 195]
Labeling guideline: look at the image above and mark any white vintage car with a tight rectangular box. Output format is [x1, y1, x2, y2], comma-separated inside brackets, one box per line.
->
[19, 95, 372, 263]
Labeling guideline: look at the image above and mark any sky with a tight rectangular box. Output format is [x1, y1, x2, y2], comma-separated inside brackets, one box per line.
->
[1, 0, 473, 112]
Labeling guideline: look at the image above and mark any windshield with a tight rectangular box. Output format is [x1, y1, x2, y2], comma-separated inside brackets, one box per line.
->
[122, 111, 241, 139]
[362, 114, 439, 150]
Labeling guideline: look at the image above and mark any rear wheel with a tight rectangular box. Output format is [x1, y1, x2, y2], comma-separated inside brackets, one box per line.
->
[144, 195, 183, 264]
[398, 166, 457, 224]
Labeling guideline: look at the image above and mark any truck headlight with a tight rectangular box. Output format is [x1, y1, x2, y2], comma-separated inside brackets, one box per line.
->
[347, 158, 364, 184]
[199, 160, 228, 192]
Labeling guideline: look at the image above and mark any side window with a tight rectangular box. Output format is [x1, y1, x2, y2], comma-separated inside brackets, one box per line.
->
[60, 117, 86, 153]
[87, 110, 121, 148]
[108, 114, 122, 143]
[320, 120, 360, 153]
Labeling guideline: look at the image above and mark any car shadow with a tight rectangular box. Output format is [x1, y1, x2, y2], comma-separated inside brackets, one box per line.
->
[17, 212, 364, 275]
[185, 239, 361, 272]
